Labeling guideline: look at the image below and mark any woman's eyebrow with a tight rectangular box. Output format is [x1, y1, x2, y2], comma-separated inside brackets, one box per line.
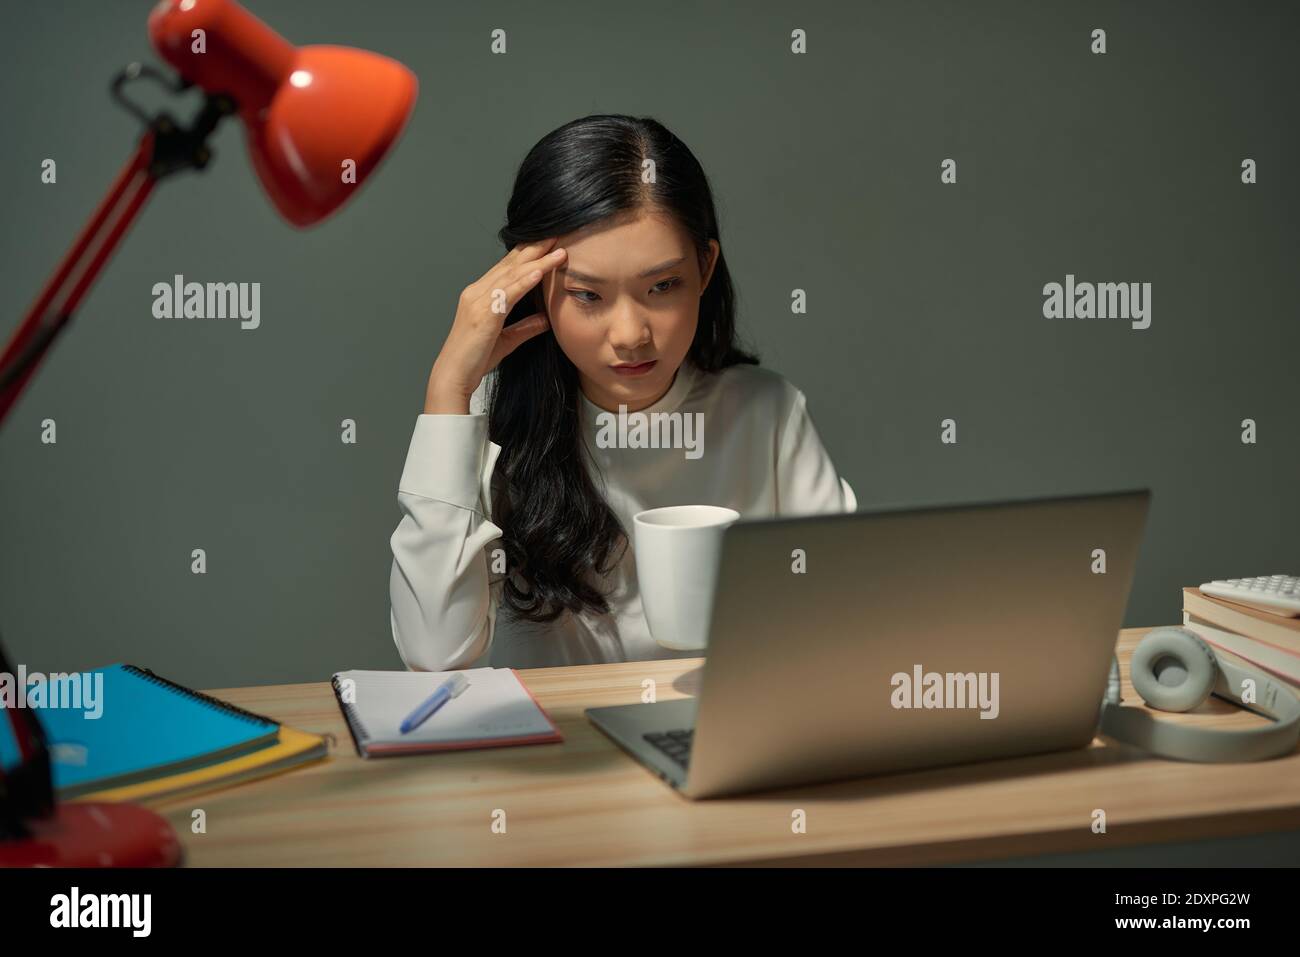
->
[563, 256, 686, 284]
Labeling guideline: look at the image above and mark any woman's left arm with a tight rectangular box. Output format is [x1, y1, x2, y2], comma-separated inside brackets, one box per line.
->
[775, 388, 857, 516]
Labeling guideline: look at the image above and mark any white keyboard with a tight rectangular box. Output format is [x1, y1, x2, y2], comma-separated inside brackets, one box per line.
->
[1199, 575, 1300, 617]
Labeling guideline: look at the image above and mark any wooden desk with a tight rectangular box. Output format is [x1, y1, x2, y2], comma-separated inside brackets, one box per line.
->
[161, 627, 1300, 866]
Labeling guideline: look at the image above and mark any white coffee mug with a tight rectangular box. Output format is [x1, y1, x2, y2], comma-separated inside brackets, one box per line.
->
[632, 505, 740, 651]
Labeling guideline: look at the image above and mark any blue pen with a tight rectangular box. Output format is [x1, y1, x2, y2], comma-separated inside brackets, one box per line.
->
[400, 673, 471, 734]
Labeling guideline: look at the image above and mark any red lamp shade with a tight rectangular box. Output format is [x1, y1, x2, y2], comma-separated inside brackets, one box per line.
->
[147, 0, 417, 226]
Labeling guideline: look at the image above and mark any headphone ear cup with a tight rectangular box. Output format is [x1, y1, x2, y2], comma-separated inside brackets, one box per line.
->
[1130, 627, 1219, 712]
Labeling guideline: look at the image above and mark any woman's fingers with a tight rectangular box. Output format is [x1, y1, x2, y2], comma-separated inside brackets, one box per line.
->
[471, 247, 564, 327]
[495, 245, 565, 303]
[486, 238, 559, 294]
[500, 254, 560, 310]
[488, 312, 550, 366]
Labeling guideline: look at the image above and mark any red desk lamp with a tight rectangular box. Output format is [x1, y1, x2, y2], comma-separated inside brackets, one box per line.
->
[0, 0, 417, 420]
[0, 0, 416, 865]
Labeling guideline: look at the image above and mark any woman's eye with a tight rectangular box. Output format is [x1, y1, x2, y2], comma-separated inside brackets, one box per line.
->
[566, 278, 679, 307]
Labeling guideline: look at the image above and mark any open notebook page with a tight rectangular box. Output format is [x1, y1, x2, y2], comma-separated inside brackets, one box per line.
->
[332, 668, 560, 751]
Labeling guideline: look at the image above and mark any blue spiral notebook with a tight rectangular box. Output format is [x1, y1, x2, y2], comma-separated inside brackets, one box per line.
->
[32, 664, 280, 798]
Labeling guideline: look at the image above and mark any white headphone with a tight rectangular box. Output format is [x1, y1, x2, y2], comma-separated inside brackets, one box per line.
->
[1099, 627, 1300, 762]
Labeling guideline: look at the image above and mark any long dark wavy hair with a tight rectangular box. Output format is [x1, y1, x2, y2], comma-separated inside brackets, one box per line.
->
[487, 114, 759, 624]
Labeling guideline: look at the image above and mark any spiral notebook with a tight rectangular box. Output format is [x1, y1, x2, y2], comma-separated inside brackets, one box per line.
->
[331, 668, 562, 757]
[35, 663, 280, 798]
[68, 725, 330, 806]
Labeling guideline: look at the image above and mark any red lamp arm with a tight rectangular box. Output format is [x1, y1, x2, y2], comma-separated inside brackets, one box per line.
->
[0, 133, 158, 427]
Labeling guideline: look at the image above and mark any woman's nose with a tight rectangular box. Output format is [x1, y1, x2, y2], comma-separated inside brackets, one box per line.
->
[608, 307, 652, 350]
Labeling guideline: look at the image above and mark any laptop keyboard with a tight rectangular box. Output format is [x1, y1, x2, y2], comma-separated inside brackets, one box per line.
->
[643, 729, 694, 768]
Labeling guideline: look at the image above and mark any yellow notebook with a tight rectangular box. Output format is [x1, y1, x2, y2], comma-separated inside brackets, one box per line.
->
[67, 725, 330, 805]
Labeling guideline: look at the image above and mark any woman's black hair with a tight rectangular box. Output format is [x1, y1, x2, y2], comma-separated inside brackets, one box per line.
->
[487, 114, 759, 623]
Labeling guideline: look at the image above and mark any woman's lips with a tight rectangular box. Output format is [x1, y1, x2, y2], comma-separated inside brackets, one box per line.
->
[611, 360, 657, 377]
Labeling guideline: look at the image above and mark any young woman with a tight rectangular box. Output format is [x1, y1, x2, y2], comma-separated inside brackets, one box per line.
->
[389, 114, 856, 671]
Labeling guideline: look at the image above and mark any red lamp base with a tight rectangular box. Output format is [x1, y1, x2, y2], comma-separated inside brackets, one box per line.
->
[0, 802, 182, 868]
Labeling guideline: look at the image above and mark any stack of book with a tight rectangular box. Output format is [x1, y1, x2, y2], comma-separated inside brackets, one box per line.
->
[1182, 587, 1300, 688]
[34, 663, 330, 806]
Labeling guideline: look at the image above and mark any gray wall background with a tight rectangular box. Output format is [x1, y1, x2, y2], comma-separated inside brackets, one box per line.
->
[2, 0, 1296, 694]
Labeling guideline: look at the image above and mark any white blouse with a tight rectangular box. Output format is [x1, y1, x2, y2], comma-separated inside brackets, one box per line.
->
[388, 358, 857, 670]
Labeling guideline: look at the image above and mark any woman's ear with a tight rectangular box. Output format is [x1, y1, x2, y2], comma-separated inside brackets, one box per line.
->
[700, 239, 720, 294]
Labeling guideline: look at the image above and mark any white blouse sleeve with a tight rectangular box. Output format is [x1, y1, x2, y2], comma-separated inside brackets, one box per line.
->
[775, 388, 858, 516]
[388, 404, 506, 672]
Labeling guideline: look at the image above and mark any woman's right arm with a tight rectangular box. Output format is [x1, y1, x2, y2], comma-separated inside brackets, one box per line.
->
[388, 404, 505, 671]
[387, 239, 568, 671]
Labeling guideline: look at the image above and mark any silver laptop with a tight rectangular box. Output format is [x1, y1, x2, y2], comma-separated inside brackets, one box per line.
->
[586, 487, 1151, 799]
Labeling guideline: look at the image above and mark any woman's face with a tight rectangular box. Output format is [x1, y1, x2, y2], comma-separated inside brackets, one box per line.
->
[536, 209, 718, 413]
